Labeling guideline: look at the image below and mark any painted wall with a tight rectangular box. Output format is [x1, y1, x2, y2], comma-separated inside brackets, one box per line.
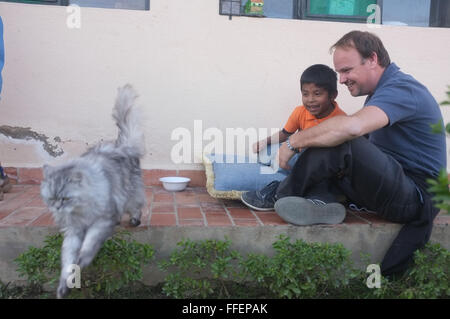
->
[0, 0, 449, 170]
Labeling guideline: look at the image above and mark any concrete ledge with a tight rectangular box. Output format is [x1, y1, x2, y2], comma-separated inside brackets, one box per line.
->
[1, 222, 448, 286]
[1, 184, 448, 286]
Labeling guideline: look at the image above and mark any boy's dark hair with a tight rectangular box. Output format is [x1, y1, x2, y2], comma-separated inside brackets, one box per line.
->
[300, 64, 337, 96]
[330, 30, 391, 68]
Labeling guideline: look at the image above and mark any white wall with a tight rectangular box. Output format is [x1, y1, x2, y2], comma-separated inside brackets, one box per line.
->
[0, 0, 449, 170]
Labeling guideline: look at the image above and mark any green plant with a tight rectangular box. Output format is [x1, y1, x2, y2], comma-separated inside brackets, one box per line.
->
[15, 233, 63, 288]
[159, 238, 242, 298]
[371, 243, 450, 299]
[0, 280, 46, 299]
[429, 86, 450, 214]
[431, 86, 450, 134]
[11, 235, 449, 299]
[428, 169, 450, 212]
[402, 243, 449, 298]
[0, 281, 14, 299]
[15, 231, 154, 298]
[241, 235, 361, 298]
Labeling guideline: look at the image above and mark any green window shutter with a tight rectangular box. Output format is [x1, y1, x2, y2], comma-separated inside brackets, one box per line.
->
[308, 0, 376, 17]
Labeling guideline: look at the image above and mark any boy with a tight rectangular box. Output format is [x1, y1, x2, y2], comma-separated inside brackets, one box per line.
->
[243, 64, 346, 210]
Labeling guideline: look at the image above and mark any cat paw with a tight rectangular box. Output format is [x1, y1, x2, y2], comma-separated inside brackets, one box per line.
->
[77, 256, 92, 269]
[57, 284, 69, 299]
[129, 218, 141, 227]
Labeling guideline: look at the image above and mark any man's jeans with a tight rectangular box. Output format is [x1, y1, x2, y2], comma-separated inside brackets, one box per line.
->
[276, 137, 439, 276]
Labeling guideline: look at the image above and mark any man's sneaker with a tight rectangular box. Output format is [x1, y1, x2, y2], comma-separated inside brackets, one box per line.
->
[274, 196, 346, 226]
[241, 181, 280, 211]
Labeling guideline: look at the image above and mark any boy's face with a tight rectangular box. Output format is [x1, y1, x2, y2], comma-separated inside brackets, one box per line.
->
[301, 83, 335, 118]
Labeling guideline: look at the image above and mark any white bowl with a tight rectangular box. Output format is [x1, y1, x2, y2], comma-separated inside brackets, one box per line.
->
[159, 176, 191, 192]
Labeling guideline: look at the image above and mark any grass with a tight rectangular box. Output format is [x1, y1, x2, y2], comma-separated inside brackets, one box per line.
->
[0, 281, 167, 299]
[0, 281, 272, 299]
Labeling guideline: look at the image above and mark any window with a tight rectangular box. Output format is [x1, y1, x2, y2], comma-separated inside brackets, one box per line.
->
[70, 0, 149, 10]
[219, 0, 450, 28]
[0, 0, 150, 10]
[263, 0, 296, 19]
[382, 0, 430, 27]
[220, 0, 242, 16]
[219, 0, 376, 22]
[299, 0, 377, 23]
[220, 0, 295, 18]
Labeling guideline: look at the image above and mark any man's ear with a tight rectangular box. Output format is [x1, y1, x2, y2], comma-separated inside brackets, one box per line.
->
[368, 52, 379, 68]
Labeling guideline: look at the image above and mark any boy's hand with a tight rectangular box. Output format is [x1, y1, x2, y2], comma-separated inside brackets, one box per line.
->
[277, 143, 295, 170]
[253, 140, 267, 153]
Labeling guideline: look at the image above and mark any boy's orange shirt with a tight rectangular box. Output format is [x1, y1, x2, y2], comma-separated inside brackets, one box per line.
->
[283, 101, 346, 133]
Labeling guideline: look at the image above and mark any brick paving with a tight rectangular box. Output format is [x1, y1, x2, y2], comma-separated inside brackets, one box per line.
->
[0, 185, 448, 228]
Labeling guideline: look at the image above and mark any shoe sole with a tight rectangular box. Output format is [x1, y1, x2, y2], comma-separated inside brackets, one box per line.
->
[240, 194, 275, 211]
[274, 196, 346, 226]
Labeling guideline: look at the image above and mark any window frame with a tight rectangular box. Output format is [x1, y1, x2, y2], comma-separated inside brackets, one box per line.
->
[0, 0, 150, 10]
[219, 0, 268, 18]
[219, 0, 381, 22]
[219, 0, 243, 17]
[429, 0, 450, 27]
[0, 0, 69, 5]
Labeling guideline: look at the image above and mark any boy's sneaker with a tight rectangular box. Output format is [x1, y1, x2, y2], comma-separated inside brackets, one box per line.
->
[241, 181, 280, 211]
[274, 196, 346, 226]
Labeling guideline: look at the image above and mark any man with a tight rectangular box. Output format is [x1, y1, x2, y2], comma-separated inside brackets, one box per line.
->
[242, 31, 446, 276]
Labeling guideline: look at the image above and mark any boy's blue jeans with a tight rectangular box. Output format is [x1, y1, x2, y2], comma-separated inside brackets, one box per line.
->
[275, 136, 439, 276]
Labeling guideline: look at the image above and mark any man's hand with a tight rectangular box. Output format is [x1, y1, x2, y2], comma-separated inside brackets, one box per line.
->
[276, 142, 296, 170]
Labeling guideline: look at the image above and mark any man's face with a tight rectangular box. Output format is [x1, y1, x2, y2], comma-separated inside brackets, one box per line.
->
[333, 47, 373, 97]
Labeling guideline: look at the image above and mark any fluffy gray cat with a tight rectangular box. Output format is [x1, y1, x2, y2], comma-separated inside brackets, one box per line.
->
[40, 84, 146, 299]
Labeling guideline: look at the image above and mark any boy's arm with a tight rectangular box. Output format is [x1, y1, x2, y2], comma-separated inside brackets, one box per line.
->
[277, 130, 292, 143]
[253, 130, 292, 153]
[278, 106, 389, 169]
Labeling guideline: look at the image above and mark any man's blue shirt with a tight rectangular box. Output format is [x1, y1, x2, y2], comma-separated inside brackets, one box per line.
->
[365, 63, 446, 177]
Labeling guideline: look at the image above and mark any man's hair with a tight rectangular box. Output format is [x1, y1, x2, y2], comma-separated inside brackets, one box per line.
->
[300, 64, 337, 96]
[330, 31, 391, 68]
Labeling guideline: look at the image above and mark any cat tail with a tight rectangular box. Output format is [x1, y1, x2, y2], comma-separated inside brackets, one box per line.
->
[112, 84, 146, 158]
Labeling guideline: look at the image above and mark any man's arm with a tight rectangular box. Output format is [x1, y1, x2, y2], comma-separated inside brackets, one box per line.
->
[278, 106, 389, 169]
